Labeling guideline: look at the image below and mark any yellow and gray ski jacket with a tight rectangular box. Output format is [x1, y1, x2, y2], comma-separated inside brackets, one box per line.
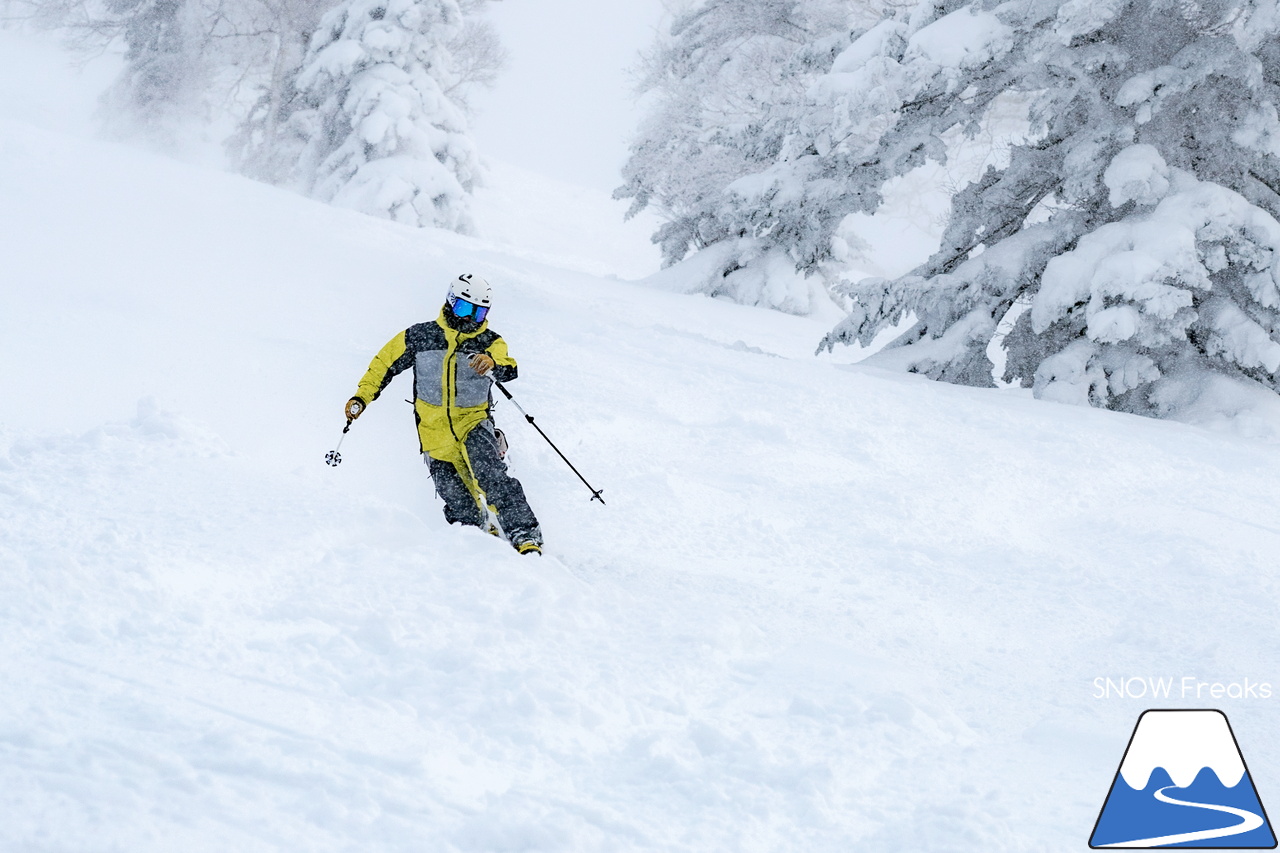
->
[352, 309, 518, 460]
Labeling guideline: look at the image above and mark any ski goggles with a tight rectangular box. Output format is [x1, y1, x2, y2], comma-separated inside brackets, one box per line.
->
[450, 296, 489, 322]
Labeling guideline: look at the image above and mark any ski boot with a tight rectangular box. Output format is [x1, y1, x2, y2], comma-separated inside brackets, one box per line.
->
[510, 526, 543, 556]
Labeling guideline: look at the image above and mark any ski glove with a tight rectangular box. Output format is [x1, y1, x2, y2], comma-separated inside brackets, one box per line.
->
[345, 398, 365, 420]
[469, 353, 495, 376]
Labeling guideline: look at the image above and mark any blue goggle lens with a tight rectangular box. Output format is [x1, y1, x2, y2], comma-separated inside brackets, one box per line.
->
[451, 297, 489, 322]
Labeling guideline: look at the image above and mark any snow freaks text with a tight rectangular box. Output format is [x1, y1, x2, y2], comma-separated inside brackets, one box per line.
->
[1093, 678, 1274, 701]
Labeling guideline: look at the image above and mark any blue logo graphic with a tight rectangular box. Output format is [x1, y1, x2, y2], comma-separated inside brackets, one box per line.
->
[1091, 709, 1276, 848]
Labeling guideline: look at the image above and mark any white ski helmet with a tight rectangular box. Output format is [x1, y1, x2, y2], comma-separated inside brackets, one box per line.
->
[446, 273, 492, 323]
[448, 273, 492, 310]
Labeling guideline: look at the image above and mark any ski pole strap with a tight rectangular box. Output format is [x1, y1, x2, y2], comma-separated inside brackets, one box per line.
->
[492, 380, 606, 505]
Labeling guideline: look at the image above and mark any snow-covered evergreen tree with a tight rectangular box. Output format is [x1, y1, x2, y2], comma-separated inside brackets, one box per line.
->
[98, 0, 204, 143]
[617, 0, 864, 314]
[26, 0, 500, 227]
[805, 0, 1280, 418]
[28, 0, 307, 148]
[287, 0, 481, 231]
[228, 0, 501, 195]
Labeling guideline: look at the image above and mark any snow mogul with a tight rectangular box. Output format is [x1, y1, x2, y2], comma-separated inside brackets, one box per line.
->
[343, 274, 543, 555]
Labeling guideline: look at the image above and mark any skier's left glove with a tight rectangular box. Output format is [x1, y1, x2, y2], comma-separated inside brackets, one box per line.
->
[345, 398, 365, 420]
[469, 353, 495, 376]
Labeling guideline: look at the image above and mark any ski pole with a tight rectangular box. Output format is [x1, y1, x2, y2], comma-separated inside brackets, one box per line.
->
[491, 380, 605, 504]
[325, 419, 352, 467]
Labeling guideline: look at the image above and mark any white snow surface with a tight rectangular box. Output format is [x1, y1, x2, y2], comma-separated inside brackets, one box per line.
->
[1103, 144, 1170, 208]
[906, 8, 1013, 70]
[470, 159, 662, 281]
[5, 29, 1280, 852]
[904, 8, 1014, 91]
[1119, 711, 1246, 790]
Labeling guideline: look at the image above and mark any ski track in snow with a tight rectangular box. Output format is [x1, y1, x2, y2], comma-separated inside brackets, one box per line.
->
[1101, 786, 1265, 847]
[4, 29, 1280, 852]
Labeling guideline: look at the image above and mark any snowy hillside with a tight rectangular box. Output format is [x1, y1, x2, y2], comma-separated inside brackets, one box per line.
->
[5, 30, 1280, 853]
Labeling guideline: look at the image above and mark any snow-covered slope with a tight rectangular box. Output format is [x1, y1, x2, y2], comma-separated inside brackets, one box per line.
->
[4, 30, 1280, 853]
[470, 158, 663, 281]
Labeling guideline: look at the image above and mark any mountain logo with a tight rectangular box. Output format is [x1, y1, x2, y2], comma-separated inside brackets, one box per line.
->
[1090, 709, 1276, 848]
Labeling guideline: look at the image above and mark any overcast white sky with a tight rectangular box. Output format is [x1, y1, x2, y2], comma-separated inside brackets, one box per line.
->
[468, 0, 673, 194]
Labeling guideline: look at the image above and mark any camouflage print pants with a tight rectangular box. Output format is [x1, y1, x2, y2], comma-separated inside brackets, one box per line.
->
[427, 420, 540, 542]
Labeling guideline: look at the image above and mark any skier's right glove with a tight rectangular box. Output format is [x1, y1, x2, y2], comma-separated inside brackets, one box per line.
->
[345, 398, 365, 420]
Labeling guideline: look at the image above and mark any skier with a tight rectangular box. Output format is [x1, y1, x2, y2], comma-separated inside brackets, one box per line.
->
[344, 274, 544, 555]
